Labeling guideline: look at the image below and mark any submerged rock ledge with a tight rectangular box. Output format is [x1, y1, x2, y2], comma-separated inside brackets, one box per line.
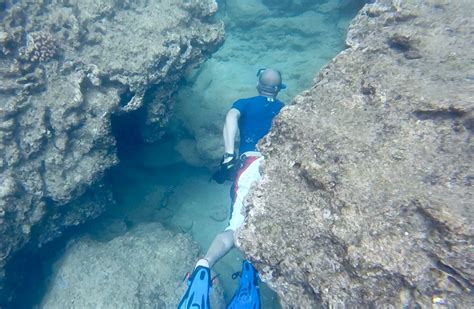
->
[0, 0, 223, 303]
[238, 0, 473, 307]
[41, 223, 225, 309]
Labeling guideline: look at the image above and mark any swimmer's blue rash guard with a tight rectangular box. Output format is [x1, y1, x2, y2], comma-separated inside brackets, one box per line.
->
[231, 95, 284, 154]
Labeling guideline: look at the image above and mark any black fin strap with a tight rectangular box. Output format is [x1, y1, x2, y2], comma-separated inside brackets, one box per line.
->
[231, 271, 241, 280]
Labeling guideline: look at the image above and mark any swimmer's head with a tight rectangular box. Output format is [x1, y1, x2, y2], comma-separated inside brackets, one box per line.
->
[256, 68, 286, 98]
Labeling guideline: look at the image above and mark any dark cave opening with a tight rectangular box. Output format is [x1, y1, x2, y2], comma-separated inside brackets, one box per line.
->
[110, 108, 146, 158]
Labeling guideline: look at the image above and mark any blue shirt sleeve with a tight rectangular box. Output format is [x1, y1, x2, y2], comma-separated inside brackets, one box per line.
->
[231, 99, 247, 114]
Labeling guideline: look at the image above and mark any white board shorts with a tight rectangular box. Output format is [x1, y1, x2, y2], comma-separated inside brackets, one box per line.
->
[225, 155, 264, 231]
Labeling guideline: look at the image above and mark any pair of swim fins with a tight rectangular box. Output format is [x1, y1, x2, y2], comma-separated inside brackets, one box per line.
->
[178, 260, 261, 309]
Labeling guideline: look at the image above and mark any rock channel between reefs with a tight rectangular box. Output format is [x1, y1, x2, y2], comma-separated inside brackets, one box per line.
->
[0, 0, 223, 303]
[238, 0, 473, 307]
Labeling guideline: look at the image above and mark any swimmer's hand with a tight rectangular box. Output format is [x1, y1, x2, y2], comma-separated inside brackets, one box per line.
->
[211, 153, 238, 184]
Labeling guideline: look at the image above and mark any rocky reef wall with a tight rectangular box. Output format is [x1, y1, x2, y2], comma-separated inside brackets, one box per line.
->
[0, 0, 223, 303]
[238, 0, 473, 307]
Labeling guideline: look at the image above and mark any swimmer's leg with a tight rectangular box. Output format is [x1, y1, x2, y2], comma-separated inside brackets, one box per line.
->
[197, 230, 235, 268]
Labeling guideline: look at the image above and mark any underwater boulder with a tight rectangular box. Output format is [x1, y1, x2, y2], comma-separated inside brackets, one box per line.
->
[41, 223, 225, 308]
[238, 0, 474, 307]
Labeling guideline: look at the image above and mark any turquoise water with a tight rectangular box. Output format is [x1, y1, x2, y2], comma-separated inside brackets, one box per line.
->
[6, 1, 365, 307]
[173, 0, 366, 162]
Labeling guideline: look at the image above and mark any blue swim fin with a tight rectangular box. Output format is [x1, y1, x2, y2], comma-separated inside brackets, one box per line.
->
[227, 260, 261, 309]
[178, 265, 212, 309]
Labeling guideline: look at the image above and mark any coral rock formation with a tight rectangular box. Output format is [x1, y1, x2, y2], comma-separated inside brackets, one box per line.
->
[42, 223, 225, 308]
[19, 31, 59, 63]
[238, 0, 473, 307]
[0, 0, 223, 303]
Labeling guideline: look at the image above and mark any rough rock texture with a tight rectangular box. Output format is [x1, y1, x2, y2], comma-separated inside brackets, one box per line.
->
[238, 0, 474, 307]
[0, 0, 223, 303]
[41, 223, 225, 308]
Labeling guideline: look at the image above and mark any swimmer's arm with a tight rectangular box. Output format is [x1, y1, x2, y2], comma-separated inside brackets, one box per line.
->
[223, 108, 240, 161]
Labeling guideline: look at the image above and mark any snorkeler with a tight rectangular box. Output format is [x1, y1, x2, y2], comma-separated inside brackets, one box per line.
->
[178, 68, 286, 308]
